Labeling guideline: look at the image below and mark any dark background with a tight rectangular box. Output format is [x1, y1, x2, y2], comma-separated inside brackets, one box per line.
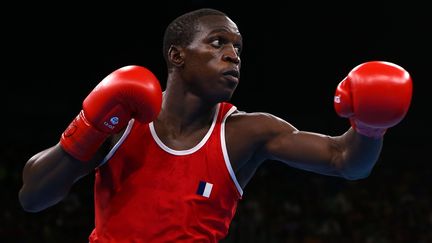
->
[2, 1, 431, 242]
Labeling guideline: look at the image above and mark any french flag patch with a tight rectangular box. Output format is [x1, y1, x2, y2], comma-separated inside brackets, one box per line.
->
[196, 181, 213, 198]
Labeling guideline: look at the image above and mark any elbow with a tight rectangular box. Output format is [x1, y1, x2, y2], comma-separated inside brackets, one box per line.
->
[343, 172, 370, 181]
[340, 168, 372, 181]
[19, 188, 49, 213]
[20, 204, 44, 213]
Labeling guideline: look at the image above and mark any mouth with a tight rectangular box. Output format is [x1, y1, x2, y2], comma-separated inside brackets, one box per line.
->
[222, 69, 240, 85]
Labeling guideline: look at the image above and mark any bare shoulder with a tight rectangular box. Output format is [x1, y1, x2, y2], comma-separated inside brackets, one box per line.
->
[224, 110, 297, 155]
[226, 110, 297, 136]
[223, 109, 298, 174]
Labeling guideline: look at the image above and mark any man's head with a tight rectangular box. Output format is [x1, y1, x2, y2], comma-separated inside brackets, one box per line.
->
[163, 8, 228, 68]
[163, 8, 242, 103]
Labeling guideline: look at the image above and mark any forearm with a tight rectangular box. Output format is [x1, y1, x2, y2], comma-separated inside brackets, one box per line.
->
[19, 143, 94, 212]
[338, 127, 383, 180]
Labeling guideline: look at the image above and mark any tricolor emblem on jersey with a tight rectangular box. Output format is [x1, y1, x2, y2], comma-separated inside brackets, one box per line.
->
[196, 181, 213, 198]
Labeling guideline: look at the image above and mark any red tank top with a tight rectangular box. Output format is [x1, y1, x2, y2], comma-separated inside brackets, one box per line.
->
[89, 102, 243, 243]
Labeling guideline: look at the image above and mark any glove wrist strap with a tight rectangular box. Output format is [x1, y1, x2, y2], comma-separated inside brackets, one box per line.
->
[350, 119, 386, 139]
[60, 110, 108, 161]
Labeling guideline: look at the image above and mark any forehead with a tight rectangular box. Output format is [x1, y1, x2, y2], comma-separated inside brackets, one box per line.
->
[196, 15, 240, 37]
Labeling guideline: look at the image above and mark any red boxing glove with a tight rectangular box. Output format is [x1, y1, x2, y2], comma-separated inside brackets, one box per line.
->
[334, 61, 413, 138]
[60, 65, 163, 161]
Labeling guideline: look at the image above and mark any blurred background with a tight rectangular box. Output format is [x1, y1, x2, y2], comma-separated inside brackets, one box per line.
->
[2, 1, 431, 242]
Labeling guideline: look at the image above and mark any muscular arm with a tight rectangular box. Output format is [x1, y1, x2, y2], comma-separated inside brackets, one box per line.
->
[18, 143, 105, 212]
[230, 61, 410, 187]
[19, 65, 162, 212]
[228, 112, 382, 185]
[261, 116, 382, 179]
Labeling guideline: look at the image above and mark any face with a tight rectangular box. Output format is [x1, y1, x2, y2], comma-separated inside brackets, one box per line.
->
[180, 15, 242, 103]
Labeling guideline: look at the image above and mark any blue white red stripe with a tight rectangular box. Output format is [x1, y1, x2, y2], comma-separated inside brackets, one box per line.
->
[197, 181, 213, 198]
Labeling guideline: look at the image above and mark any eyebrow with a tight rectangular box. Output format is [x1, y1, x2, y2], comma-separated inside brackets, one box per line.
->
[207, 28, 243, 42]
[208, 27, 240, 35]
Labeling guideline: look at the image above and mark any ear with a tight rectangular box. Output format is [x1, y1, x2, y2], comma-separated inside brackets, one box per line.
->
[168, 45, 184, 67]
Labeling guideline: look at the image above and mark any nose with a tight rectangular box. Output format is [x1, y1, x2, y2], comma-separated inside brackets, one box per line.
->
[223, 46, 240, 64]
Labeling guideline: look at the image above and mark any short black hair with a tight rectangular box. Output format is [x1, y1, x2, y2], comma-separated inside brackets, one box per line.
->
[162, 8, 227, 65]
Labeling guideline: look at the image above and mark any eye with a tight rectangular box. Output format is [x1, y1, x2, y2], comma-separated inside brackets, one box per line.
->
[234, 44, 242, 55]
[210, 37, 242, 55]
[210, 38, 224, 48]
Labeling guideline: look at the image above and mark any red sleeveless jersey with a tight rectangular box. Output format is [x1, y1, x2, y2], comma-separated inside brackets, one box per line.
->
[89, 102, 243, 243]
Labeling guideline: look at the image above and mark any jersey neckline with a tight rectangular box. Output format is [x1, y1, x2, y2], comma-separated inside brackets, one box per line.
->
[149, 103, 221, 156]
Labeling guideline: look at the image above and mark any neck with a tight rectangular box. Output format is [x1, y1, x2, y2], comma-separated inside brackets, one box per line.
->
[156, 79, 219, 133]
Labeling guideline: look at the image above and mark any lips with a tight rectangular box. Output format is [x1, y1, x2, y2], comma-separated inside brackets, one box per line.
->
[223, 69, 240, 79]
[222, 69, 240, 86]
